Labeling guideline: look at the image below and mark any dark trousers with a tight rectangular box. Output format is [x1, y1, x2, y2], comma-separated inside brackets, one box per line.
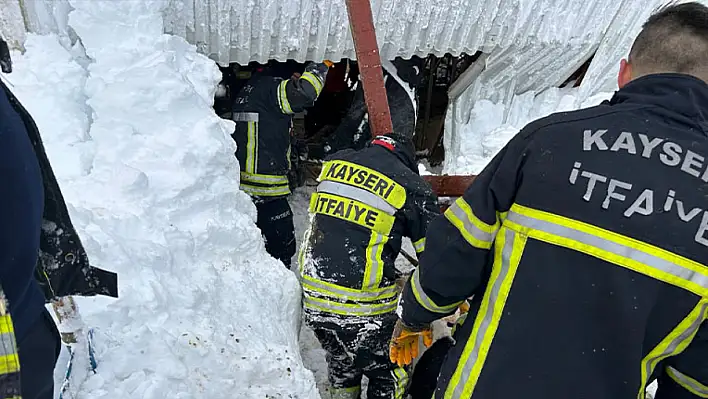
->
[254, 197, 296, 268]
[18, 308, 61, 399]
[408, 336, 454, 399]
[307, 312, 409, 399]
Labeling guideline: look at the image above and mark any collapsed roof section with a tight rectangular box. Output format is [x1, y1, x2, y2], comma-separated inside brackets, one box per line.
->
[162, 0, 645, 66]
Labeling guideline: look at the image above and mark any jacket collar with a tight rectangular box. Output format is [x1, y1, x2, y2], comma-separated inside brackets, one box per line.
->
[609, 73, 708, 134]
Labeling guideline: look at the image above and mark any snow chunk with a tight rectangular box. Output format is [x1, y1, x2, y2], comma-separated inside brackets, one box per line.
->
[444, 87, 614, 175]
[6, 1, 319, 397]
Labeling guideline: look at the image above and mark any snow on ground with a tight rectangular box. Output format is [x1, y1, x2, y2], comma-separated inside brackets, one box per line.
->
[3, 0, 319, 397]
[444, 86, 615, 175]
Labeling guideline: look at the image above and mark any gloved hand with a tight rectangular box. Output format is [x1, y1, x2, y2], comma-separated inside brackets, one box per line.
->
[458, 300, 470, 314]
[389, 319, 433, 367]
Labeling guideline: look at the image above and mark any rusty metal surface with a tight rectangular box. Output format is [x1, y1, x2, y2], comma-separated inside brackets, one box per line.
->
[344, 0, 394, 137]
[424, 175, 477, 197]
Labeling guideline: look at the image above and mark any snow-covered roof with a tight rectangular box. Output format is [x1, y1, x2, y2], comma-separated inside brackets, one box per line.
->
[162, 0, 634, 65]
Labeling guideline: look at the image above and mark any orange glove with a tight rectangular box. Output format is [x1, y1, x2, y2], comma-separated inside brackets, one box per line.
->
[458, 300, 470, 314]
[389, 319, 433, 367]
[323, 59, 334, 68]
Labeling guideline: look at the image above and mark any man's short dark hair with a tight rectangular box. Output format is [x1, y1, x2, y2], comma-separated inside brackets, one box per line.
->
[629, 1, 708, 80]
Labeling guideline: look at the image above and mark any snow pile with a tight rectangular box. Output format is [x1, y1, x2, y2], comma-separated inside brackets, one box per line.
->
[444, 87, 614, 174]
[4, 0, 319, 397]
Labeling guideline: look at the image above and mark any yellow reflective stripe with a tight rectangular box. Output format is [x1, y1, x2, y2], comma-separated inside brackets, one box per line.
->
[666, 366, 708, 398]
[506, 203, 708, 297]
[318, 160, 407, 209]
[445, 227, 526, 399]
[0, 313, 18, 376]
[241, 183, 291, 197]
[393, 367, 409, 399]
[240, 172, 289, 185]
[303, 295, 397, 316]
[411, 267, 462, 314]
[363, 232, 387, 291]
[332, 386, 361, 397]
[233, 112, 259, 122]
[318, 180, 397, 215]
[309, 192, 395, 236]
[245, 121, 257, 173]
[301, 275, 398, 302]
[300, 71, 323, 96]
[0, 353, 19, 375]
[277, 80, 294, 114]
[0, 315, 14, 335]
[413, 237, 426, 253]
[444, 198, 499, 250]
[636, 300, 708, 399]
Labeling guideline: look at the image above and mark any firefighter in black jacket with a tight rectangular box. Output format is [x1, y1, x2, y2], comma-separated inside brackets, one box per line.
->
[392, 3, 708, 398]
[232, 61, 329, 268]
[300, 133, 440, 399]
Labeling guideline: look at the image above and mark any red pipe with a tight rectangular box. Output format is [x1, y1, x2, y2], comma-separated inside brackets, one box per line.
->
[344, 0, 394, 137]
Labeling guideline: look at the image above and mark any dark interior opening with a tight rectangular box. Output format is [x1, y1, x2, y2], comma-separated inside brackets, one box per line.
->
[214, 52, 483, 171]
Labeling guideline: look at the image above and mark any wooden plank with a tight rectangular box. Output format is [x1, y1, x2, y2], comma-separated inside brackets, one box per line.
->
[423, 175, 477, 197]
[344, 0, 393, 137]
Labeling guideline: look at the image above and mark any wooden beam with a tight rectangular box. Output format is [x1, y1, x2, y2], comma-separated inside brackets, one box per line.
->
[423, 175, 477, 197]
[344, 0, 393, 137]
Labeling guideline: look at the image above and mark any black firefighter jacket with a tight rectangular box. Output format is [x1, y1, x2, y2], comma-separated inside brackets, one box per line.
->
[232, 69, 325, 199]
[323, 63, 419, 157]
[399, 74, 708, 399]
[300, 138, 440, 321]
[1, 79, 118, 308]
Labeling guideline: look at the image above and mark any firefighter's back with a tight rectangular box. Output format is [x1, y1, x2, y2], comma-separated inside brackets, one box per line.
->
[462, 76, 708, 398]
[300, 143, 426, 319]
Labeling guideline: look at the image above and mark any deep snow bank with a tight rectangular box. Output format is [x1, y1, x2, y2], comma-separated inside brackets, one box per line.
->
[4, 1, 319, 397]
[443, 87, 614, 174]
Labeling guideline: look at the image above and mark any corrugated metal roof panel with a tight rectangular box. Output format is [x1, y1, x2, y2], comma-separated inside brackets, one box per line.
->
[162, 0, 626, 65]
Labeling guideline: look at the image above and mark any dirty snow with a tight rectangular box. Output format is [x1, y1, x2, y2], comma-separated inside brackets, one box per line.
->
[2, 0, 318, 397]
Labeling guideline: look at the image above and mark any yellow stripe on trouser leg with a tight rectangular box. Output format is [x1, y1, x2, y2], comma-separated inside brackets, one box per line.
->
[393, 367, 409, 399]
[636, 299, 708, 399]
[444, 227, 526, 399]
[331, 386, 361, 399]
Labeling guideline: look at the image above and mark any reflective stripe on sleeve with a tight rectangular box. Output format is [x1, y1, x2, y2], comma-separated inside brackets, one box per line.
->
[0, 314, 19, 375]
[413, 238, 426, 253]
[277, 80, 294, 114]
[444, 227, 526, 399]
[505, 204, 708, 297]
[233, 112, 259, 122]
[666, 366, 708, 398]
[318, 180, 397, 215]
[444, 197, 499, 250]
[303, 295, 397, 317]
[300, 71, 324, 96]
[410, 267, 462, 314]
